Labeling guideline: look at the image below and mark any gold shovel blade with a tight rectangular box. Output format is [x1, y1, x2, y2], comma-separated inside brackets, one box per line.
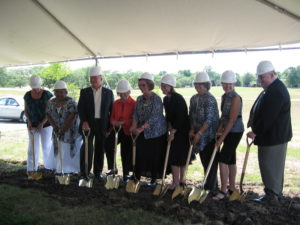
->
[105, 175, 114, 190]
[29, 172, 42, 180]
[153, 184, 169, 196]
[199, 189, 210, 203]
[171, 186, 184, 199]
[126, 179, 140, 193]
[188, 187, 202, 204]
[113, 177, 120, 189]
[238, 192, 247, 202]
[229, 190, 241, 201]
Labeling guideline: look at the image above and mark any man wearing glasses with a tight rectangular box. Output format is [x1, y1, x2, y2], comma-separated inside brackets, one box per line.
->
[247, 61, 292, 204]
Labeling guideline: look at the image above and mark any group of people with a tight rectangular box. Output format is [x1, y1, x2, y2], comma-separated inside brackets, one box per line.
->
[24, 60, 292, 204]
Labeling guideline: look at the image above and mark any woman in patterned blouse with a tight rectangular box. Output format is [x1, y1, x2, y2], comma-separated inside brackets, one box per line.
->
[189, 72, 219, 192]
[130, 72, 167, 186]
[46, 81, 81, 174]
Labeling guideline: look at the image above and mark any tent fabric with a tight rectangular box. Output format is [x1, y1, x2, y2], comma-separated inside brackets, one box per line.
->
[0, 0, 300, 67]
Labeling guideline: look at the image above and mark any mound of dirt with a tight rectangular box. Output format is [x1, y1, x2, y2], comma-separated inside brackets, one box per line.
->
[0, 166, 299, 225]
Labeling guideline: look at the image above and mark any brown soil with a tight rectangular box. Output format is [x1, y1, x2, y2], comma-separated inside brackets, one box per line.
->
[0, 163, 299, 225]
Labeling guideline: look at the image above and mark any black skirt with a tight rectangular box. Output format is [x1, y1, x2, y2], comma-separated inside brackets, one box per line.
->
[135, 133, 168, 179]
[168, 130, 190, 166]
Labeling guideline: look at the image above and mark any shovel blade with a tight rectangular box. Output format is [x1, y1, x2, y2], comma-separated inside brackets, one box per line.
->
[28, 172, 42, 180]
[105, 175, 114, 190]
[188, 187, 202, 204]
[199, 190, 210, 203]
[86, 177, 94, 188]
[56, 174, 71, 185]
[238, 192, 247, 202]
[113, 177, 120, 189]
[153, 184, 168, 196]
[126, 179, 140, 193]
[172, 186, 184, 199]
[79, 178, 87, 187]
[229, 190, 241, 201]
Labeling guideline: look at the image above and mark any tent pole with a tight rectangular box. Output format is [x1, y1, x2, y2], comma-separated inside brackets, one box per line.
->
[256, 0, 300, 22]
[31, 0, 97, 58]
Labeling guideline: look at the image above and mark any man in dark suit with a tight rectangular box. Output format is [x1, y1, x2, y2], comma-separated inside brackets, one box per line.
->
[247, 61, 292, 204]
[78, 66, 114, 179]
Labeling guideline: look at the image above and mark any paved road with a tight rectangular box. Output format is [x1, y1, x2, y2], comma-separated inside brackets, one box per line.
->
[0, 119, 27, 132]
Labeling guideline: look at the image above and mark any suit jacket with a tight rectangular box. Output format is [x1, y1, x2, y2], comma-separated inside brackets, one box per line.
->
[78, 86, 114, 136]
[248, 79, 292, 146]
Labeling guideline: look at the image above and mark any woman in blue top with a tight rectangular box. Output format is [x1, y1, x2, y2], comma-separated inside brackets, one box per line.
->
[189, 72, 219, 192]
[130, 72, 167, 186]
[213, 71, 244, 200]
[24, 75, 54, 174]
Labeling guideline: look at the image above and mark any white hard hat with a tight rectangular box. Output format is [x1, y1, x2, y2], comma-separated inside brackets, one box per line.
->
[193, 72, 210, 83]
[54, 80, 68, 90]
[116, 80, 131, 93]
[256, 61, 275, 75]
[89, 66, 101, 76]
[29, 75, 42, 89]
[221, 70, 237, 83]
[139, 72, 153, 81]
[161, 74, 176, 87]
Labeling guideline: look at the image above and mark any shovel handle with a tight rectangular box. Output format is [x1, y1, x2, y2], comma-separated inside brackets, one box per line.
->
[30, 130, 38, 171]
[112, 126, 122, 177]
[182, 141, 193, 182]
[240, 137, 253, 193]
[202, 146, 218, 187]
[131, 133, 139, 179]
[161, 139, 172, 186]
[82, 129, 90, 177]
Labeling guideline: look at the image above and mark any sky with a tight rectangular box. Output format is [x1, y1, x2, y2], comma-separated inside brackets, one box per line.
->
[67, 44, 300, 75]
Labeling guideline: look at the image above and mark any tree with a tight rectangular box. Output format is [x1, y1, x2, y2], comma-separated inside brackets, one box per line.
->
[66, 67, 90, 88]
[203, 66, 220, 86]
[38, 63, 71, 88]
[235, 73, 242, 87]
[0, 68, 8, 87]
[178, 70, 192, 77]
[242, 72, 256, 87]
[285, 66, 300, 88]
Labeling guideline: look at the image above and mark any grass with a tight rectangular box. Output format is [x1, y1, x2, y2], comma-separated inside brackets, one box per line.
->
[0, 184, 178, 225]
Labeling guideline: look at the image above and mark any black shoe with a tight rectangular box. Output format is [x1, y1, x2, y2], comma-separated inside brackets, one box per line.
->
[95, 173, 104, 180]
[106, 169, 118, 176]
[147, 179, 157, 187]
[254, 194, 279, 206]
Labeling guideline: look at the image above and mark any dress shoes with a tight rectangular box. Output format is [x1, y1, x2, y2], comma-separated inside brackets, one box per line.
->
[95, 173, 105, 180]
[147, 179, 157, 187]
[254, 194, 279, 206]
[106, 169, 118, 176]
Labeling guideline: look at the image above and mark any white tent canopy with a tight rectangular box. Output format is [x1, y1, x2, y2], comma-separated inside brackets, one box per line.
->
[1, 0, 300, 67]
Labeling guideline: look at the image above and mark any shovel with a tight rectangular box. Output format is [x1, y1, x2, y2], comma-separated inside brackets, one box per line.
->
[153, 138, 172, 196]
[188, 145, 218, 204]
[27, 130, 42, 180]
[54, 133, 70, 185]
[78, 130, 94, 188]
[172, 141, 193, 199]
[229, 137, 253, 201]
[126, 134, 141, 193]
[105, 126, 121, 190]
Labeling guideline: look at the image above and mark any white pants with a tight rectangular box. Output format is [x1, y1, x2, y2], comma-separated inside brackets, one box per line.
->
[27, 126, 54, 171]
[55, 136, 82, 174]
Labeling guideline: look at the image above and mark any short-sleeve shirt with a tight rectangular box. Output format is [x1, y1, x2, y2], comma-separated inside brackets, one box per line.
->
[24, 90, 53, 127]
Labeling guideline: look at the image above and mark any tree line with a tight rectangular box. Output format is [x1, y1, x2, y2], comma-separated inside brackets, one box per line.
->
[1, 63, 300, 91]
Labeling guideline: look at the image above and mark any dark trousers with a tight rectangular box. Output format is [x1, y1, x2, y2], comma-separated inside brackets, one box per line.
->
[105, 128, 132, 176]
[199, 139, 218, 191]
[80, 119, 106, 176]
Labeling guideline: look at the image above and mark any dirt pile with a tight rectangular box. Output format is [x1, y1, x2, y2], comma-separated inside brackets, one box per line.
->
[0, 167, 299, 225]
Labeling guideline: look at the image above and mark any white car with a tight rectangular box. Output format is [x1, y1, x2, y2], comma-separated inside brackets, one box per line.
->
[0, 96, 26, 123]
